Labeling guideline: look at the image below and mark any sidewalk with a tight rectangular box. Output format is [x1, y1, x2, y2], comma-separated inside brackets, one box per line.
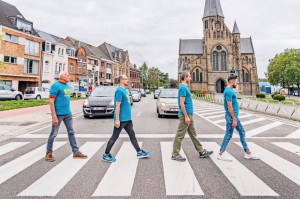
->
[0, 100, 84, 142]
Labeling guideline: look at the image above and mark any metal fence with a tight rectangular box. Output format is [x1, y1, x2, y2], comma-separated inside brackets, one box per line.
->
[193, 93, 300, 121]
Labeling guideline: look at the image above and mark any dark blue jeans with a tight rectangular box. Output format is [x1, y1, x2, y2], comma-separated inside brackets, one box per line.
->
[220, 114, 249, 152]
[46, 114, 80, 154]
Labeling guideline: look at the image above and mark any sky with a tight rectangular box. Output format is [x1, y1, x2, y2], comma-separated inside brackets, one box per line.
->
[6, 0, 300, 79]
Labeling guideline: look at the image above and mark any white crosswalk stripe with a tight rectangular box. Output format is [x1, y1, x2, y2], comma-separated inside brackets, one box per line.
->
[203, 142, 278, 196]
[0, 142, 29, 156]
[161, 142, 204, 196]
[246, 122, 283, 137]
[93, 142, 143, 196]
[286, 129, 300, 138]
[1, 140, 300, 197]
[235, 142, 300, 186]
[0, 142, 66, 185]
[18, 142, 104, 196]
[272, 142, 300, 156]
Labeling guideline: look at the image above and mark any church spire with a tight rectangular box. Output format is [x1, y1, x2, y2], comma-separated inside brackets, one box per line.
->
[203, 0, 224, 19]
[232, 21, 240, 34]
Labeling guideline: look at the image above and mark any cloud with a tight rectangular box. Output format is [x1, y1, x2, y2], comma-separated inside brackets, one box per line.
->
[6, 0, 300, 78]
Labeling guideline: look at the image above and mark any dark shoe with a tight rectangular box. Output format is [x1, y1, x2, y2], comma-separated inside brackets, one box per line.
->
[171, 154, 186, 162]
[137, 150, 150, 159]
[73, 152, 88, 159]
[45, 152, 55, 162]
[199, 149, 213, 158]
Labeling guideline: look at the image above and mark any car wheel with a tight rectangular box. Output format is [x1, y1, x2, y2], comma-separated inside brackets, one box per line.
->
[15, 95, 21, 100]
[158, 113, 162, 118]
[36, 95, 41, 100]
[84, 115, 90, 119]
[131, 102, 133, 105]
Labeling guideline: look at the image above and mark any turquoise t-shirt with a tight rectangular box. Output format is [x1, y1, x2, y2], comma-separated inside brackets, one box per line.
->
[50, 81, 71, 116]
[178, 84, 194, 115]
[114, 87, 132, 122]
[224, 87, 239, 117]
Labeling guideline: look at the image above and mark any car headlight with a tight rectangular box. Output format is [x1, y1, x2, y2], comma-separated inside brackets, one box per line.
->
[109, 100, 114, 106]
[83, 99, 90, 107]
[161, 102, 166, 107]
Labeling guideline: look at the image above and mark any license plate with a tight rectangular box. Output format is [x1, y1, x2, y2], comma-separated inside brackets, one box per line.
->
[93, 107, 105, 110]
[171, 108, 179, 111]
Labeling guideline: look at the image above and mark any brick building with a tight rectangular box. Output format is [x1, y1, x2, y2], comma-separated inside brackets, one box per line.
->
[178, 0, 258, 95]
[130, 64, 141, 88]
[0, 0, 42, 93]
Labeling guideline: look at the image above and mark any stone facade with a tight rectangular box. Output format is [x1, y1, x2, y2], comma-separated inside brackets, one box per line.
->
[178, 0, 258, 95]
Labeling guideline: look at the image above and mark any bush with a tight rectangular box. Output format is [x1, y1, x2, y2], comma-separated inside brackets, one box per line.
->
[271, 92, 279, 99]
[273, 94, 285, 101]
[256, 93, 266, 98]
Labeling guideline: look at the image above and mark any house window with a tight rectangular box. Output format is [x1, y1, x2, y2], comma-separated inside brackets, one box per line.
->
[25, 40, 39, 56]
[45, 42, 51, 52]
[82, 65, 86, 74]
[242, 69, 250, 82]
[71, 49, 75, 57]
[212, 51, 219, 71]
[107, 74, 111, 79]
[213, 32, 216, 38]
[59, 63, 62, 72]
[58, 48, 61, 55]
[63, 63, 65, 71]
[78, 64, 82, 74]
[4, 56, 17, 64]
[44, 61, 49, 72]
[24, 59, 38, 74]
[216, 31, 221, 39]
[5, 34, 18, 43]
[221, 51, 227, 71]
[70, 63, 74, 73]
[101, 62, 105, 67]
[205, 20, 208, 29]
[193, 68, 203, 82]
[62, 49, 64, 56]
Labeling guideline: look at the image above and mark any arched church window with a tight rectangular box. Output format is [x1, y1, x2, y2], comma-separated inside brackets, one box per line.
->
[196, 69, 200, 82]
[221, 51, 227, 71]
[193, 72, 196, 82]
[245, 56, 248, 62]
[213, 32, 216, 38]
[212, 52, 219, 71]
[243, 69, 250, 82]
[193, 68, 202, 82]
[221, 31, 224, 38]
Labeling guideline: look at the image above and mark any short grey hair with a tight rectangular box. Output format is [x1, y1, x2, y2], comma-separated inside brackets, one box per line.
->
[58, 71, 68, 79]
[181, 70, 190, 81]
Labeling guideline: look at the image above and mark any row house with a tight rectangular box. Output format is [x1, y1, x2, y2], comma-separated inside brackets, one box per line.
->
[66, 37, 114, 87]
[36, 30, 69, 88]
[0, 0, 42, 93]
[130, 64, 141, 88]
[99, 42, 131, 86]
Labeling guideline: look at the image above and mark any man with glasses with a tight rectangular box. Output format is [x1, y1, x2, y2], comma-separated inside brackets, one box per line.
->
[102, 75, 150, 162]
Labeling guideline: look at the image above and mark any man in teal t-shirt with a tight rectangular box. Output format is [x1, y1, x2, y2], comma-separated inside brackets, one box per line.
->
[46, 71, 87, 162]
[218, 74, 259, 162]
[102, 75, 150, 163]
[172, 71, 213, 162]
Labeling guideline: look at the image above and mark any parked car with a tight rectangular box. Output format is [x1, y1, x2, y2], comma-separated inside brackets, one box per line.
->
[130, 90, 141, 102]
[0, 84, 23, 100]
[145, 89, 151, 94]
[130, 89, 141, 100]
[140, 89, 146, 97]
[69, 82, 81, 97]
[154, 89, 160, 99]
[83, 86, 117, 118]
[126, 89, 134, 105]
[156, 89, 179, 118]
[24, 87, 50, 100]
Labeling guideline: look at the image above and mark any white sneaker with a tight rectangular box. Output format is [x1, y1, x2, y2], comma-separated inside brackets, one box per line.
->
[217, 153, 233, 162]
[244, 153, 260, 160]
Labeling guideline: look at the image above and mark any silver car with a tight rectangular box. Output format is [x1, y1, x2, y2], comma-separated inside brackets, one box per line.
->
[0, 84, 23, 100]
[130, 90, 141, 102]
[156, 89, 179, 118]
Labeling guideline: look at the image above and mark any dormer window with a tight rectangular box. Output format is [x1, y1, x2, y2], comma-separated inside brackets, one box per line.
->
[45, 42, 51, 52]
[16, 19, 32, 31]
[204, 20, 208, 29]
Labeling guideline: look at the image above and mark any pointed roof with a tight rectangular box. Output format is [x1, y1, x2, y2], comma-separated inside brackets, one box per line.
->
[203, 0, 224, 18]
[232, 21, 240, 34]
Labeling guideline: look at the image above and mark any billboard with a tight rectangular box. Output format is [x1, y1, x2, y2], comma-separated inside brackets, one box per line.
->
[79, 78, 88, 92]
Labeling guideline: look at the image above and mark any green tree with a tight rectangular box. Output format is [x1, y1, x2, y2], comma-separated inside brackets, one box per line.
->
[169, 78, 178, 88]
[139, 62, 149, 89]
[148, 67, 159, 89]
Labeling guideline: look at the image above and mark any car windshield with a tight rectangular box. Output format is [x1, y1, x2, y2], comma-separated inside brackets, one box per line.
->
[131, 90, 138, 94]
[155, 90, 160, 94]
[25, 87, 35, 91]
[91, 87, 117, 97]
[160, 90, 178, 98]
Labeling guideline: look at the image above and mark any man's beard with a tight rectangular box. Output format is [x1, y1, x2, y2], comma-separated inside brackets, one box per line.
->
[232, 84, 237, 89]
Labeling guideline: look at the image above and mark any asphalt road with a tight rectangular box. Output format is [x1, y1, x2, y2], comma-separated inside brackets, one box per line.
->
[1, 95, 300, 199]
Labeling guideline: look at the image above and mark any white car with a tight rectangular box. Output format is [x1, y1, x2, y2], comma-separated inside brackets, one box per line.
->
[0, 84, 23, 100]
[130, 90, 141, 102]
[24, 87, 50, 100]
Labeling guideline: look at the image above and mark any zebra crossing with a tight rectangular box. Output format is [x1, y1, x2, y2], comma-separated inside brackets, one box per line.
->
[193, 102, 300, 138]
[1, 140, 300, 198]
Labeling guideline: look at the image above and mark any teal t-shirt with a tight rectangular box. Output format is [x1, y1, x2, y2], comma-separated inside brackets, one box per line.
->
[114, 87, 132, 122]
[178, 84, 194, 115]
[224, 87, 239, 117]
[50, 81, 71, 116]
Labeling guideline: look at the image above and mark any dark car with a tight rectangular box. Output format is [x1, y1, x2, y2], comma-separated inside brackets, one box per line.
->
[154, 89, 160, 99]
[83, 86, 117, 118]
[140, 89, 146, 97]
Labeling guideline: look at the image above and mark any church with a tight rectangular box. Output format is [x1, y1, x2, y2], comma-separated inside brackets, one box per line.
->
[178, 0, 259, 95]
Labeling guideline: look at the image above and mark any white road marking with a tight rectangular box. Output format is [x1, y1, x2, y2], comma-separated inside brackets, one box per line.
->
[0, 142, 29, 156]
[213, 114, 253, 124]
[0, 142, 66, 185]
[18, 142, 103, 197]
[272, 142, 300, 156]
[285, 129, 300, 138]
[236, 142, 300, 186]
[136, 111, 142, 117]
[203, 142, 278, 196]
[242, 117, 267, 126]
[93, 142, 142, 196]
[246, 122, 283, 137]
[161, 142, 204, 196]
[200, 111, 226, 116]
